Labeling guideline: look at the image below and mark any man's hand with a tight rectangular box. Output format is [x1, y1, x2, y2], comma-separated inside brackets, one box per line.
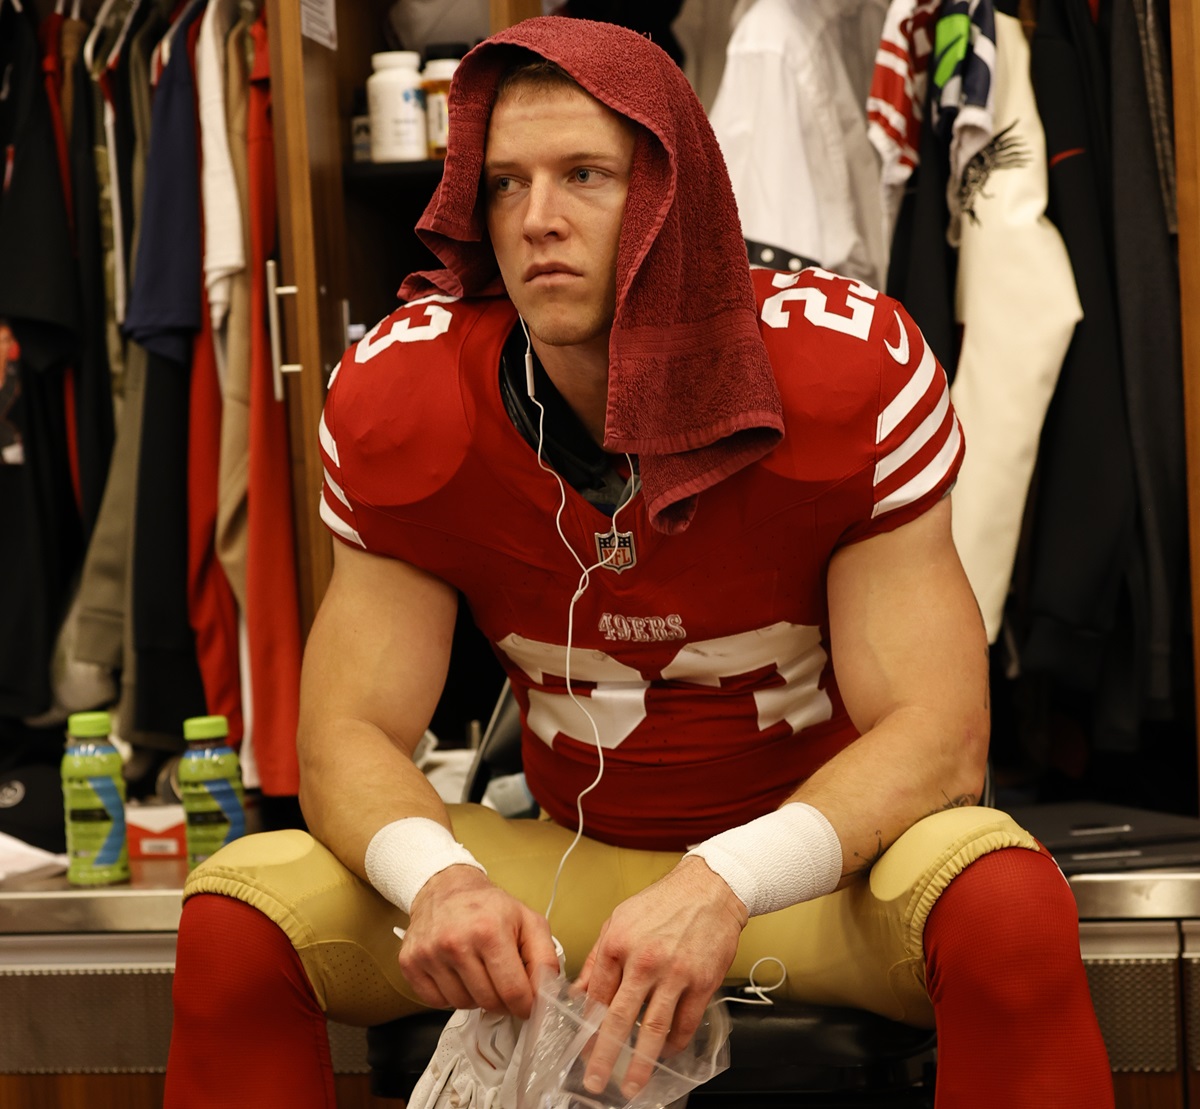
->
[397, 865, 560, 1020]
[575, 855, 747, 1098]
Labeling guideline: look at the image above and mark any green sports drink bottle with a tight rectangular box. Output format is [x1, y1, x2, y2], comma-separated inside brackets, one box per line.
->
[62, 711, 130, 887]
[179, 715, 246, 870]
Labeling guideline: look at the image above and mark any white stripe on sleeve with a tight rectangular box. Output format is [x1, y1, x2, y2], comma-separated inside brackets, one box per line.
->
[874, 383, 951, 485]
[318, 412, 340, 469]
[322, 465, 353, 510]
[876, 335, 936, 443]
[319, 492, 365, 548]
[872, 416, 962, 519]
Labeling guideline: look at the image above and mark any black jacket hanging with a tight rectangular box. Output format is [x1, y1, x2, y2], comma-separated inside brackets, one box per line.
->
[0, 5, 85, 720]
[1024, 0, 1140, 746]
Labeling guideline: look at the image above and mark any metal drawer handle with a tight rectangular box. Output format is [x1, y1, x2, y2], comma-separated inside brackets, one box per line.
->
[266, 259, 302, 401]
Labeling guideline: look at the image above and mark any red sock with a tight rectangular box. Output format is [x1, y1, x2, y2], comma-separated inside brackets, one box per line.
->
[165, 894, 338, 1108]
[924, 847, 1114, 1108]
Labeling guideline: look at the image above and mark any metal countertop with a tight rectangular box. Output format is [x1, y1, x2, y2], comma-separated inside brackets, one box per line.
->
[0, 859, 187, 934]
[1067, 868, 1200, 921]
[4, 858, 1200, 935]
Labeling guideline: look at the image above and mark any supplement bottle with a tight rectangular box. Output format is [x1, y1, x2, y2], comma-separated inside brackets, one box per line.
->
[179, 715, 246, 870]
[367, 51, 427, 162]
[422, 57, 460, 159]
[62, 711, 130, 886]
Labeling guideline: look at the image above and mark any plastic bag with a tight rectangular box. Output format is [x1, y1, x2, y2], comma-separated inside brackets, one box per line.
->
[405, 966, 730, 1109]
[516, 967, 730, 1109]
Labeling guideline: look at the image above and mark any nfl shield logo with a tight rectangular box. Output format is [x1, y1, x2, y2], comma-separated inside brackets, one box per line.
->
[595, 529, 636, 573]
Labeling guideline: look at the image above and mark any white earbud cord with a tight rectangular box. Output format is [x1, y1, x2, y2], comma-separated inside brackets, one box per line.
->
[517, 324, 793, 1013]
[720, 956, 788, 1006]
[520, 319, 635, 923]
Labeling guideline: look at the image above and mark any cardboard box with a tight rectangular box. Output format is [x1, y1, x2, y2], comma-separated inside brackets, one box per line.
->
[125, 803, 186, 860]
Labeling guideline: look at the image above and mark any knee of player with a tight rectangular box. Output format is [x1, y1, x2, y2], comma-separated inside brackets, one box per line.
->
[924, 847, 1084, 1010]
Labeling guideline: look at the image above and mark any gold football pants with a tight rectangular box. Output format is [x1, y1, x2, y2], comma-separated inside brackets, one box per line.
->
[184, 804, 1039, 1029]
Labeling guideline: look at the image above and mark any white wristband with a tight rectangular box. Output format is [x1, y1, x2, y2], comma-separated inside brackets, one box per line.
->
[685, 803, 843, 917]
[364, 817, 487, 915]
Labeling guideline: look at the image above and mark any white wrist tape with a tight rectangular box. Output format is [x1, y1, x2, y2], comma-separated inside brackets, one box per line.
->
[364, 817, 486, 915]
[685, 803, 843, 917]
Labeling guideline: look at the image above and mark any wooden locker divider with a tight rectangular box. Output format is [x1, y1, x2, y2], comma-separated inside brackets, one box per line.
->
[1169, 0, 1200, 808]
[265, 0, 347, 635]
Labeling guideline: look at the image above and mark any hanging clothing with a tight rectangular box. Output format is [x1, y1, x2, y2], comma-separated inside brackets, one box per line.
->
[197, 0, 245, 356]
[101, 0, 148, 333]
[59, 16, 89, 145]
[867, 0, 941, 248]
[709, 0, 890, 288]
[929, 0, 997, 245]
[215, 4, 254, 608]
[123, 0, 211, 745]
[0, 7, 80, 372]
[60, 12, 117, 543]
[73, 0, 171, 699]
[39, 9, 84, 522]
[38, 11, 74, 236]
[85, 0, 133, 397]
[1109, 0, 1187, 719]
[242, 8, 303, 795]
[947, 12, 1080, 642]
[181, 0, 244, 751]
[670, 0, 739, 113]
[190, 280, 244, 747]
[0, 5, 84, 719]
[885, 74, 959, 382]
[1023, 0, 1138, 730]
[0, 356, 82, 720]
[123, 2, 205, 365]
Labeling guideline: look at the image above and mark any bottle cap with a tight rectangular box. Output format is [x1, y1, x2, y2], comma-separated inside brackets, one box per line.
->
[183, 715, 230, 742]
[422, 58, 460, 82]
[67, 711, 111, 738]
[372, 50, 421, 71]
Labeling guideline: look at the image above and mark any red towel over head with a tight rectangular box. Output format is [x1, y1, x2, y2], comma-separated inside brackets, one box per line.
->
[399, 16, 784, 533]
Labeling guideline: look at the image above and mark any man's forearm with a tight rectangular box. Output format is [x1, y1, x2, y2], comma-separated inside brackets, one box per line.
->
[685, 705, 986, 917]
[789, 703, 988, 886]
[297, 720, 454, 884]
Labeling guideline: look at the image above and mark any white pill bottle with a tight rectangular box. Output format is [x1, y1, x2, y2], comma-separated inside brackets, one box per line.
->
[367, 51, 428, 163]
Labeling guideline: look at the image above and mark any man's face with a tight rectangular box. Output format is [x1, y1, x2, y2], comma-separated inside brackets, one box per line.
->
[483, 83, 636, 354]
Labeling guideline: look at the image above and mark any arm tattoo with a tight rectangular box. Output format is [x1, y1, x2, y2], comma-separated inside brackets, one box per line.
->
[845, 793, 979, 877]
[927, 791, 978, 818]
[847, 829, 885, 877]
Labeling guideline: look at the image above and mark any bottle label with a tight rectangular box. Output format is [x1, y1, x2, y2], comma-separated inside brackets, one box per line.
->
[427, 92, 450, 156]
[368, 81, 427, 162]
[63, 773, 129, 885]
[180, 754, 246, 869]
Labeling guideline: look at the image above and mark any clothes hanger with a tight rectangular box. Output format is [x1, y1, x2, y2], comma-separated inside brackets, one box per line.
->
[83, 0, 121, 71]
[107, 0, 146, 68]
[158, 0, 204, 69]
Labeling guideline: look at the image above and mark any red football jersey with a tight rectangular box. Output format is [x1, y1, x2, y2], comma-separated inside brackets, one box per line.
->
[319, 268, 963, 851]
